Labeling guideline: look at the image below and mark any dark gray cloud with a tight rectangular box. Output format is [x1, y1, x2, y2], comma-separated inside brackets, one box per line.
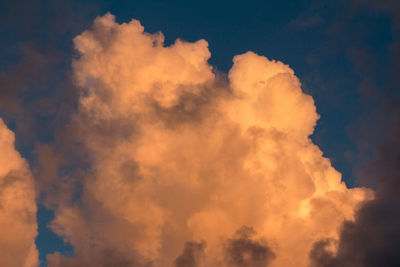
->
[310, 119, 400, 267]
[310, 2, 400, 265]
[225, 226, 275, 267]
[0, 0, 99, 147]
[174, 241, 206, 267]
[174, 227, 276, 267]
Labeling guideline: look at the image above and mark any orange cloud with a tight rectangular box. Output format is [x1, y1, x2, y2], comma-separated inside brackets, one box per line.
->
[46, 14, 373, 267]
[0, 118, 38, 267]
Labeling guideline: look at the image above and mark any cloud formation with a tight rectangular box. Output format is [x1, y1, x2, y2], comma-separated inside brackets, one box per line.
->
[310, 120, 400, 267]
[0, 118, 38, 267]
[42, 14, 373, 267]
[308, 2, 400, 266]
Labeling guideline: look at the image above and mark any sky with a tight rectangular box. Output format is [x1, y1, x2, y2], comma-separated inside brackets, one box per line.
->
[0, 0, 399, 266]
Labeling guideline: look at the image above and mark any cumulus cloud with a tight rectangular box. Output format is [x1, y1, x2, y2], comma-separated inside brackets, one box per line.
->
[0, 118, 38, 267]
[43, 13, 373, 267]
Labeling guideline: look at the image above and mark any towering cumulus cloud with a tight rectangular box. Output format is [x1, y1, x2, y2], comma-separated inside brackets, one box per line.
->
[0, 119, 38, 267]
[46, 14, 373, 267]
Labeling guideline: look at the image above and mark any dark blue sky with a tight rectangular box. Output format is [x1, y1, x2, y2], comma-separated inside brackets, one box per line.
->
[1, 0, 398, 266]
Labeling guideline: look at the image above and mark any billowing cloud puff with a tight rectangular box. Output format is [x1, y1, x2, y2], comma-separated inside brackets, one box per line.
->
[0, 118, 38, 267]
[46, 14, 373, 267]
